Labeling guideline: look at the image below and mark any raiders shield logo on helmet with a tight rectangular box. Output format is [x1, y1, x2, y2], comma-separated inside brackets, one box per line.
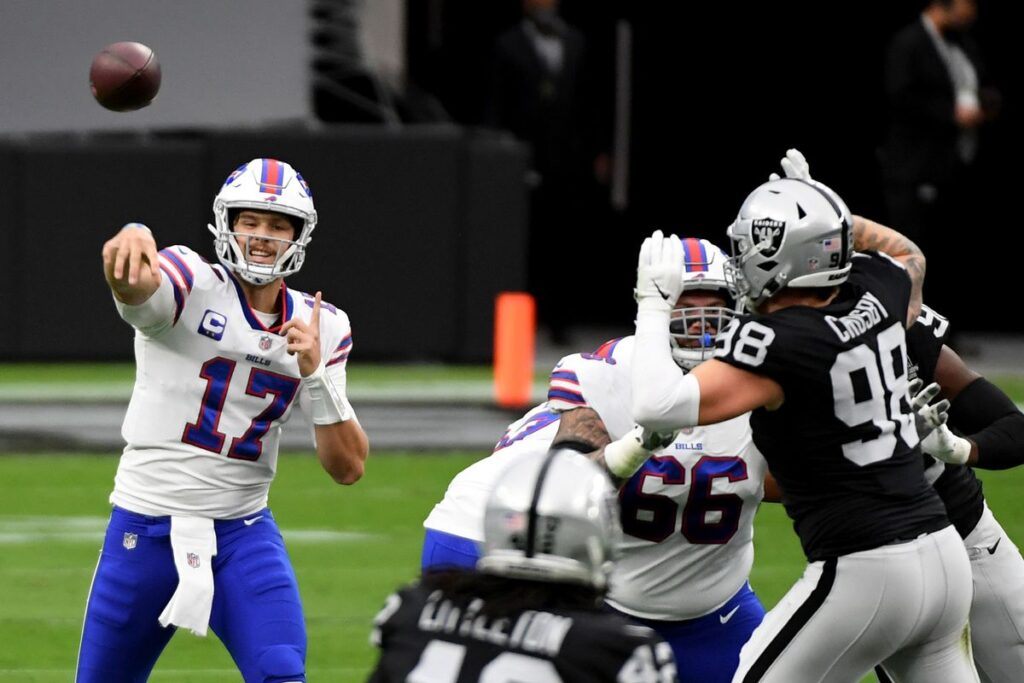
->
[751, 218, 785, 258]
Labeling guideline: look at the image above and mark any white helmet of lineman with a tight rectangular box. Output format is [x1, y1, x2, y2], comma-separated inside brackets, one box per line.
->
[478, 447, 621, 591]
[726, 177, 853, 311]
[671, 237, 737, 370]
[208, 158, 318, 286]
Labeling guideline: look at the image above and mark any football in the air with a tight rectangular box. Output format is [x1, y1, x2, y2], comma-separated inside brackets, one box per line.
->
[89, 42, 161, 112]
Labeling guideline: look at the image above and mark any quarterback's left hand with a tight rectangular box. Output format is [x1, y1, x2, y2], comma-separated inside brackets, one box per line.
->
[280, 291, 323, 377]
[768, 148, 813, 183]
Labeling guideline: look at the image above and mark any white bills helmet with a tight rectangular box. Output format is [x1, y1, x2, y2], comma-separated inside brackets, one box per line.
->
[207, 158, 318, 285]
[478, 447, 620, 591]
[671, 237, 737, 370]
[726, 177, 852, 311]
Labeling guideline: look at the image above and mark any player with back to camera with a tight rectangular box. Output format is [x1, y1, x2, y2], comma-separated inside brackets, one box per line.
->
[629, 162, 978, 681]
[76, 158, 369, 683]
[369, 446, 678, 682]
[421, 237, 768, 683]
[776, 150, 1024, 683]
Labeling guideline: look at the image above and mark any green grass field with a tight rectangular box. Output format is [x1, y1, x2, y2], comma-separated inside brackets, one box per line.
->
[1, 372, 1022, 681]
[1, 451, 1023, 681]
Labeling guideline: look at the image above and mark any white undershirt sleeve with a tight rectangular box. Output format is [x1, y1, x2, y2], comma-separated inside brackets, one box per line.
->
[631, 305, 701, 431]
[112, 277, 176, 336]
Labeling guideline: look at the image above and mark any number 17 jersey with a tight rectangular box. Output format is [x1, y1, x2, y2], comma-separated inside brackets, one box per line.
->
[109, 245, 353, 519]
[713, 251, 948, 561]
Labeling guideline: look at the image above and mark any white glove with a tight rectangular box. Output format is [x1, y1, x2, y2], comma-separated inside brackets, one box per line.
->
[604, 424, 679, 480]
[922, 423, 972, 465]
[768, 148, 812, 182]
[635, 229, 684, 313]
[907, 378, 971, 464]
[908, 378, 945, 440]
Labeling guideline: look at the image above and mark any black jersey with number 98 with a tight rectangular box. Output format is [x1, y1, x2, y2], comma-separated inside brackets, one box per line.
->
[714, 251, 949, 561]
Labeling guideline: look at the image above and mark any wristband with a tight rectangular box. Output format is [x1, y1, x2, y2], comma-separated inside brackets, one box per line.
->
[302, 363, 354, 424]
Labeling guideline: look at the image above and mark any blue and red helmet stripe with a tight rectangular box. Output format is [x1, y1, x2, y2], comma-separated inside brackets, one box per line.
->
[682, 238, 708, 272]
[259, 159, 284, 195]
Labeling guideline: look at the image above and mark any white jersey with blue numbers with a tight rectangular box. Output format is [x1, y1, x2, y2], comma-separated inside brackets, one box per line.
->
[422, 403, 560, 541]
[550, 336, 766, 621]
[109, 244, 353, 519]
[424, 336, 765, 621]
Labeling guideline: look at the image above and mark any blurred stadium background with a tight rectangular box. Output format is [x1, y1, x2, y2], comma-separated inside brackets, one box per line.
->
[1, 1, 1021, 680]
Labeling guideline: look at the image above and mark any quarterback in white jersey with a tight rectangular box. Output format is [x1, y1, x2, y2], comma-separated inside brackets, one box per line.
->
[423, 239, 767, 683]
[77, 158, 368, 683]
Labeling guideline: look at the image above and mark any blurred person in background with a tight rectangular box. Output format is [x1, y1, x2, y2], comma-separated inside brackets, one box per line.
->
[486, 0, 610, 344]
[369, 447, 677, 682]
[77, 158, 368, 683]
[879, 0, 1000, 319]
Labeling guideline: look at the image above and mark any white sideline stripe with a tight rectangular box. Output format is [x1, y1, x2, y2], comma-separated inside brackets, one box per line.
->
[0, 516, 375, 545]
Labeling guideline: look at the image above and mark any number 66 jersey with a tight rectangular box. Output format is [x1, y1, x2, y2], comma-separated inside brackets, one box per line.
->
[549, 337, 767, 622]
[109, 245, 352, 519]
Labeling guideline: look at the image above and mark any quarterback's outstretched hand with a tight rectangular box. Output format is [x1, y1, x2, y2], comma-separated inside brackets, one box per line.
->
[281, 291, 323, 377]
[768, 148, 813, 183]
[635, 229, 684, 313]
[103, 223, 161, 303]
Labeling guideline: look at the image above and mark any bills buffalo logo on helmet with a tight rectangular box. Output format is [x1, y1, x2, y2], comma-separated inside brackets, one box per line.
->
[751, 218, 785, 258]
[224, 163, 248, 186]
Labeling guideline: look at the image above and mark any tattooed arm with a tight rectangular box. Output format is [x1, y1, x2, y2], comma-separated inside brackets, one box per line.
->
[551, 407, 636, 486]
[852, 214, 926, 327]
[552, 407, 674, 488]
[548, 409, 651, 489]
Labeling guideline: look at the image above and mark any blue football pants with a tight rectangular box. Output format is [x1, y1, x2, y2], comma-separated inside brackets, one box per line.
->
[76, 506, 306, 683]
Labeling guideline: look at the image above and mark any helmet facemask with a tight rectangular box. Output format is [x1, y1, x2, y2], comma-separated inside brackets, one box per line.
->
[208, 159, 317, 286]
[668, 238, 738, 370]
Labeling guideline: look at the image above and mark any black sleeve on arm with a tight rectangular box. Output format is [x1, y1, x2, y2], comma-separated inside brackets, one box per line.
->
[948, 377, 1024, 470]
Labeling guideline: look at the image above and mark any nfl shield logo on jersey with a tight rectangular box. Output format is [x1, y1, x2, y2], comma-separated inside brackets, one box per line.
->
[122, 532, 138, 550]
[259, 335, 272, 351]
[187, 552, 201, 569]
